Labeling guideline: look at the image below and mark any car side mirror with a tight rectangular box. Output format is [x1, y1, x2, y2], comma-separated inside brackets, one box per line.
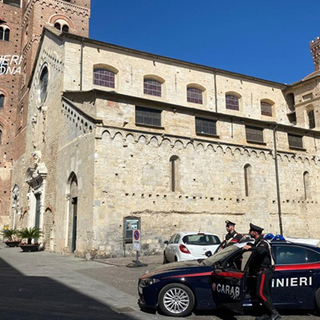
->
[205, 250, 212, 257]
[164, 241, 169, 245]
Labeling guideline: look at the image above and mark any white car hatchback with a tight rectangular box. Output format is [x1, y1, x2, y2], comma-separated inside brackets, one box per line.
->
[163, 231, 221, 263]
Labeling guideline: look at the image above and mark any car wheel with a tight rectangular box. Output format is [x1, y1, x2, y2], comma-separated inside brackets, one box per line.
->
[158, 283, 195, 317]
[316, 288, 320, 314]
[163, 252, 169, 264]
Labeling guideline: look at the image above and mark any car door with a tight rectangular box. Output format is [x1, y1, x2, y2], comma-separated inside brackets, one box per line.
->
[165, 234, 180, 262]
[272, 244, 320, 308]
[211, 249, 253, 313]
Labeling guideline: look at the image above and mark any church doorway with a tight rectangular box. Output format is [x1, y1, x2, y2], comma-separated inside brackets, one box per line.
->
[68, 173, 78, 253]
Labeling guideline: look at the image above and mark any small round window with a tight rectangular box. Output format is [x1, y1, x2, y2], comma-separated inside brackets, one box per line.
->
[39, 66, 48, 103]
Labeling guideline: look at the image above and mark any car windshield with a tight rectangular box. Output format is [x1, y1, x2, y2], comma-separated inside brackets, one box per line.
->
[202, 245, 240, 266]
[182, 234, 220, 245]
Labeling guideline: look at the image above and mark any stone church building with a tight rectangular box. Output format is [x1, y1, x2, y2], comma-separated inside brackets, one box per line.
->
[2, 0, 320, 258]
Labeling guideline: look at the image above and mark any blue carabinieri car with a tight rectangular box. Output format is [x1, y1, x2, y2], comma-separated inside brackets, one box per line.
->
[138, 237, 320, 317]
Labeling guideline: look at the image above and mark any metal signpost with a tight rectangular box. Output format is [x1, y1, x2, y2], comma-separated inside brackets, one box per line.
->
[126, 229, 147, 268]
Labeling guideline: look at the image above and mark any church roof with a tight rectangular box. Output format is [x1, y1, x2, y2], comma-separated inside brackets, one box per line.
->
[302, 69, 320, 81]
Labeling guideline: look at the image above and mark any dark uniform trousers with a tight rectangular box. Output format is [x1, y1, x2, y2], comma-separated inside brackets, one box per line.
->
[255, 268, 276, 315]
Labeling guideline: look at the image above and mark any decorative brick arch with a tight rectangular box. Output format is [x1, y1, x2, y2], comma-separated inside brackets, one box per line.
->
[49, 14, 74, 30]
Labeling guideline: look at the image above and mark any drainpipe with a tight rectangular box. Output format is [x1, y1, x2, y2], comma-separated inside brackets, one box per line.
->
[273, 125, 283, 235]
[80, 38, 84, 91]
[214, 73, 218, 113]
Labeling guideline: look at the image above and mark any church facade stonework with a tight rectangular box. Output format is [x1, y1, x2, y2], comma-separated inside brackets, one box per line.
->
[9, 27, 320, 258]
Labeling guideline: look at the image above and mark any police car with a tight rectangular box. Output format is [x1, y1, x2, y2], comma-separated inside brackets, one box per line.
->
[138, 235, 320, 317]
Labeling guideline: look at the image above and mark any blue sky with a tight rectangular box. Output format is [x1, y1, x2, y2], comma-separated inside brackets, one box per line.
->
[90, 0, 320, 84]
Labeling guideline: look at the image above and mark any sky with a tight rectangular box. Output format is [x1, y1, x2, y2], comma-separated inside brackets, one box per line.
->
[90, 0, 320, 85]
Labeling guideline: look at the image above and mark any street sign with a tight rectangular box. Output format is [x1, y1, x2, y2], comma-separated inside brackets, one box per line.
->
[133, 229, 140, 251]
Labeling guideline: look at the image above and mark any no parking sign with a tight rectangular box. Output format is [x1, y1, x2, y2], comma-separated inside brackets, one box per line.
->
[133, 229, 141, 251]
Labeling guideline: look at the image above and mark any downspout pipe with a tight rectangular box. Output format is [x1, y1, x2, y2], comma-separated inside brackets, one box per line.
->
[214, 73, 218, 113]
[273, 125, 283, 235]
[80, 38, 84, 91]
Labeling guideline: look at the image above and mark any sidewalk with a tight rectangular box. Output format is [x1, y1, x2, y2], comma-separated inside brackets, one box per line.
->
[96, 253, 163, 267]
[0, 243, 169, 320]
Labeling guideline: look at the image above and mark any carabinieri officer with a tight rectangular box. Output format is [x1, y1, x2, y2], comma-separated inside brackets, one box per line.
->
[243, 223, 281, 320]
[220, 220, 243, 250]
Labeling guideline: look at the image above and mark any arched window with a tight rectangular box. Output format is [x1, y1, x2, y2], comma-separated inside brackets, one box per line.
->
[0, 26, 10, 41]
[170, 156, 180, 192]
[4, 28, 10, 41]
[244, 164, 252, 197]
[0, 94, 5, 109]
[144, 78, 162, 97]
[3, 0, 21, 7]
[54, 22, 61, 30]
[261, 101, 273, 117]
[39, 66, 48, 103]
[308, 110, 315, 129]
[226, 94, 239, 110]
[286, 93, 295, 112]
[187, 87, 203, 104]
[62, 25, 69, 32]
[93, 68, 115, 88]
[303, 171, 311, 200]
[53, 20, 69, 33]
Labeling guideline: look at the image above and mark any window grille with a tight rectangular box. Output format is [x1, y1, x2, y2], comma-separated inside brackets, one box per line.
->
[226, 94, 239, 110]
[135, 106, 161, 127]
[246, 126, 264, 143]
[261, 101, 273, 116]
[195, 117, 217, 135]
[187, 87, 202, 104]
[144, 79, 161, 97]
[288, 134, 303, 149]
[93, 69, 115, 88]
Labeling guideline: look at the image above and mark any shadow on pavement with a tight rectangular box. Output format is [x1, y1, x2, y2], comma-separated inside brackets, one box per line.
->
[0, 258, 134, 320]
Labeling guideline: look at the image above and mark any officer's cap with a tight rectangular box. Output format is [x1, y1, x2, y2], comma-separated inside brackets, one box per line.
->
[249, 223, 264, 233]
[225, 220, 236, 227]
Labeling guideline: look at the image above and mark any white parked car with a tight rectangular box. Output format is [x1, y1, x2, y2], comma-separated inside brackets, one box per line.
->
[163, 231, 221, 263]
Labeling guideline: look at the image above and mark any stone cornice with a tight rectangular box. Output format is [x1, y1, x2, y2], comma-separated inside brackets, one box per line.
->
[99, 127, 320, 165]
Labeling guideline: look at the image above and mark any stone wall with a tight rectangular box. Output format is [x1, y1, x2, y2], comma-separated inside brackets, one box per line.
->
[10, 30, 320, 259]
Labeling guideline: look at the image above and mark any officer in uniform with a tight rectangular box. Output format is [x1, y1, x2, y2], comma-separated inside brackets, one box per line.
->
[220, 220, 243, 249]
[243, 223, 281, 320]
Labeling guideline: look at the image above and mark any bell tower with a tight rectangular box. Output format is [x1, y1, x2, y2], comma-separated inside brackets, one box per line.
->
[17, 0, 91, 153]
[310, 37, 320, 71]
[0, 0, 91, 225]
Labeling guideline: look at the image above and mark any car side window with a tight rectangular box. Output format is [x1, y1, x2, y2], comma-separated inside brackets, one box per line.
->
[173, 234, 180, 244]
[274, 245, 307, 265]
[224, 251, 252, 271]
[169, 234, 176, 244]
[306, 249, 320, 263]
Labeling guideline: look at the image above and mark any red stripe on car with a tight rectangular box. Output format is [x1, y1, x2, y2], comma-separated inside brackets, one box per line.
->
[275, 263, 320, 271]
[163, 272, 212, 279]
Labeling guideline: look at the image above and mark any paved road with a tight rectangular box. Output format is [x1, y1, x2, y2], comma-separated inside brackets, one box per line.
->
[0, 243, 318, 320]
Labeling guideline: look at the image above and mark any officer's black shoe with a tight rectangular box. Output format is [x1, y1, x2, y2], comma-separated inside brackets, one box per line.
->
[255, 314, 270, 320]
[270, 312, 281, 320]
